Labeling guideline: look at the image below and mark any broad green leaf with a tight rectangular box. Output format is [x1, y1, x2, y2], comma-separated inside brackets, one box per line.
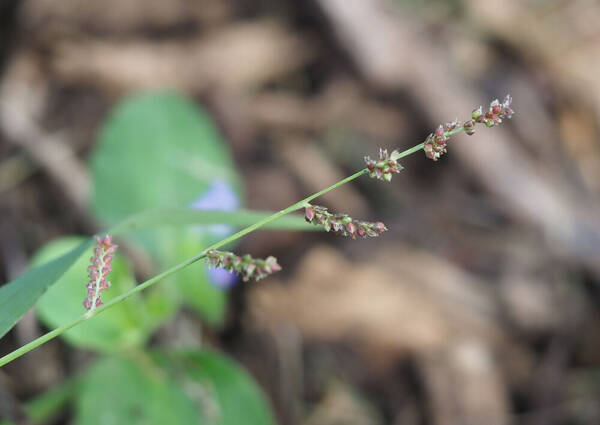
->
[90, 91, 242, 324]
[91, 92, 241, 223]
[0, 208, 313, 340]
[75, 350, 274, 425]
[156, 350, 275, 425]
[32, 237, 149, 351]
[74, 349, 275, 425]
[75, 355, 200, 425]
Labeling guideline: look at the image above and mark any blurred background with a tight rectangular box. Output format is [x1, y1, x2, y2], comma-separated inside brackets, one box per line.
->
[1, 0, 600, 424]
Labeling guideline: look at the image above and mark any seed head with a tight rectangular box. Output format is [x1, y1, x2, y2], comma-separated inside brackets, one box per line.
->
[364, 148, 404, 182]
[424, 94, 514, 161]
[304, 204, 388, 239]
[205, 249, 281, 282]
[84, 235, 117, 310]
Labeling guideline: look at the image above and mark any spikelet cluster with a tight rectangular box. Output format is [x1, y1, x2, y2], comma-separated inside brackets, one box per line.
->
[364, 148, 404, 182]
[304, 204, 387, 239]
[424, 95, 514, 161]
[205, 249, 281, 282]
[470, 94, 514, 128]
[84, 235, 117, 310]
[423, 119, 462, 161]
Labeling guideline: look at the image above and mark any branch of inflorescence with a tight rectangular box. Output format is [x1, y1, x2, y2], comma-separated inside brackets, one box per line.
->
[0, 94, 511, 367]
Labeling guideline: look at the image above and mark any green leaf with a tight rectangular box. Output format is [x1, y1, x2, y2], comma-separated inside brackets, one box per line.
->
[75, 350, 275, 425]
[32, 237, 149, 351]
[91, 91, 241, 223]
[90, 91, 242, 324]
[75, 355, 200, 425]
[0, 238, 92, 339]
[74, 350, 274, 425]
[157, 350, 275, 425]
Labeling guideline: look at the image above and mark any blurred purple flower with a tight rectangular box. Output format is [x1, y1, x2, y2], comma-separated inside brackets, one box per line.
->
[207, 267, 238, 289]
[190, 180, 240, 237]
[189, 180, 240, 289]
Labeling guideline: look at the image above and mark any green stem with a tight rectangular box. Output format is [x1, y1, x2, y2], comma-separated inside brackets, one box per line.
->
[0, 139, 433, 367]
[396, 142, 425, 158]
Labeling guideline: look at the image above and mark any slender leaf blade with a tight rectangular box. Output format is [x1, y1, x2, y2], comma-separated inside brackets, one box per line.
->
[111, 208, 315, 233]
[0, 239, 92, 340]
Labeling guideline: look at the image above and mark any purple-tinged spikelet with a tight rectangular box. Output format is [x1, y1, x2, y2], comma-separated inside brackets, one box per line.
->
[84, 235, 117, 310]
[424, 95, 514, 161]
[364, 148, 404, 182]
[205, 249, 281, 282]
[304, 204, 387, 239]
[478, 94, 514, 125]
